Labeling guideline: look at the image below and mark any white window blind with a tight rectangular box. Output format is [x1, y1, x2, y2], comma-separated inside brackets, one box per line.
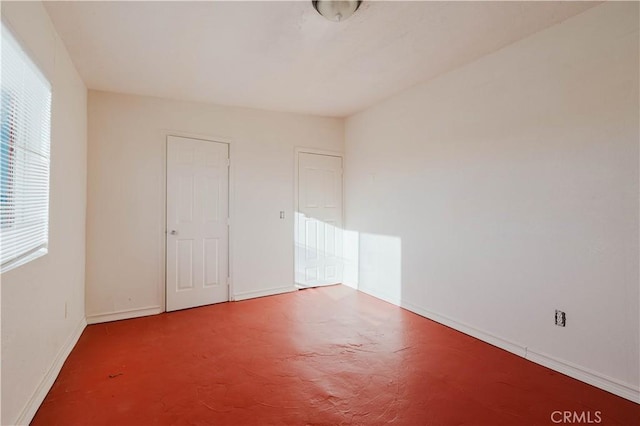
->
[0, 23, 52, 272]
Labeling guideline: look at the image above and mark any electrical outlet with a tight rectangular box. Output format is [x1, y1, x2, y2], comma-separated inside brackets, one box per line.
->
[555, 310, 566, 327]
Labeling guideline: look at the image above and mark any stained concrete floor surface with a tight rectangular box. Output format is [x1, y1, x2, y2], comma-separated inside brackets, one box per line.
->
[32, 285, 639, 425]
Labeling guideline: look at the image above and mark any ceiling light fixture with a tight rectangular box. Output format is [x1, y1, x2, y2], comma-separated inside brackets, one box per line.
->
[312, 0, 362, 22]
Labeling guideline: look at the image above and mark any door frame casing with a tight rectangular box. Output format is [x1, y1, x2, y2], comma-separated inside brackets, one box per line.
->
[163, 131, 235, 312]
[293, 147, 345, 288]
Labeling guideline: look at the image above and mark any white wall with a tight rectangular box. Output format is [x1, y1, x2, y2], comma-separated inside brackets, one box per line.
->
[344, 2, 639, 401]
[86, 91, 343, 322]
[0, 2, 88, 425]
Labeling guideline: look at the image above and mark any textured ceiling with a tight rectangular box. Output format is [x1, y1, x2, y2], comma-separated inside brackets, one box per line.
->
[44, 1, 598, 117]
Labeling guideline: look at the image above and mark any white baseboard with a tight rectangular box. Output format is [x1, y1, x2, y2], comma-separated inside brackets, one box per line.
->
[14, 317, 87, 426]
[526, 349, 640, 403]
[358, 286, 402, 307]
[232, 285, 296, 301]
[359, 287, 640, 404]
[340, 280, 358, 290]
[86, 306, 163, 324]
[400, 299, 528, 358]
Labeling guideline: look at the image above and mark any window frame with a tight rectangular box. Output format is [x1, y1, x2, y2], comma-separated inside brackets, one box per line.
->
[0, 22, 52, 273]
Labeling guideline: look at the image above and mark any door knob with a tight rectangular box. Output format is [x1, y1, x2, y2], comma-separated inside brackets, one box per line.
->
[170, 230, 178, 235]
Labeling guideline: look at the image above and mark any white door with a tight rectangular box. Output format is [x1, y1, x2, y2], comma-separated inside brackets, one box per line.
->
[166, 136, 229, 311]
[296, 152, 343, 287]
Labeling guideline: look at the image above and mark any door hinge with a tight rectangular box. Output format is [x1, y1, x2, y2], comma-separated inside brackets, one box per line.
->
[226, 158, 230, 167]
[226, 217, 230, 226]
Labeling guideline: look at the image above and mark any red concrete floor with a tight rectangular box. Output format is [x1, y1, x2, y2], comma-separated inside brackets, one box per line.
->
[32, 285, 638, 425]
